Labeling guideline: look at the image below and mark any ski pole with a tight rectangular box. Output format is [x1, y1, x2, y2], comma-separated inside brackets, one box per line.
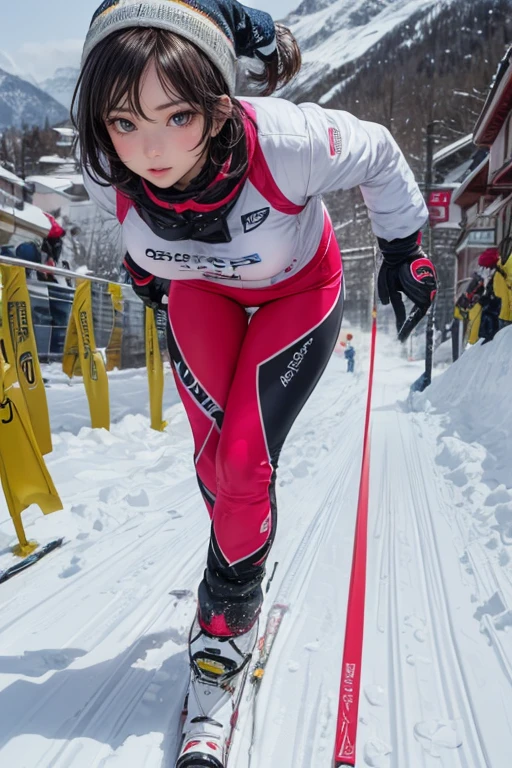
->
[410, 300, 435, 393]
[332, 260, 378, 767]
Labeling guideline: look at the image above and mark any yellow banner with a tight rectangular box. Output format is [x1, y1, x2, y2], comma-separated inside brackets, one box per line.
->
[62, 298, 81, 378]
[106, 283, 124, 372]
[467, 302, 482, 345]
[65, 280, 110, 430]
[0, 342, 62, 546]
[494, 259, 512, 322]
[1, 265, 52, 455]
[145, 307, 167, 432]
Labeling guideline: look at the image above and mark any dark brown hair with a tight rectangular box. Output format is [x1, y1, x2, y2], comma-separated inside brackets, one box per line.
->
[249, 23, 302, 97]
[72, 26, 301, 199]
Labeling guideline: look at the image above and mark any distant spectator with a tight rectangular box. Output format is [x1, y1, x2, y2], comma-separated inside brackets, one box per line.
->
[344, 333, 356, 373]
[40, 214, 67, 283]
[1, 240, 42, 280]
[452, 244, 512, 359]
[476, 247, 502, 343]
[493, 251, 512, 330]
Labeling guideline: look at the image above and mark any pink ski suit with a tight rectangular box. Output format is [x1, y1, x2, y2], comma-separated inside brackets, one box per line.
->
[84, 96, 427, 635]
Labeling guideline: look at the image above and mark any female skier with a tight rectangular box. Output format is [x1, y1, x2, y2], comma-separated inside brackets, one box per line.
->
[75, 1, 437, 764]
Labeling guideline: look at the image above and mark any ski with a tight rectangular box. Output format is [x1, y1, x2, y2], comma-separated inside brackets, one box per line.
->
[250, 602, 288, 693]
[0, 538, 64, 585]
[175, 602, 288, 768]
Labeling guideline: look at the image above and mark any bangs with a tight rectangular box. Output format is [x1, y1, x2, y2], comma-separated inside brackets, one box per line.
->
[103, 31, 215, 121]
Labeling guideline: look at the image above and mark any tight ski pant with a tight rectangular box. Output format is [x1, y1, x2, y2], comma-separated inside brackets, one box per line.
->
[166, 217, 344, 634]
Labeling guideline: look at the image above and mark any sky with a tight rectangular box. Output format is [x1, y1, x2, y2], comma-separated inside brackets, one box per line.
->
[0, 0, 301, 82]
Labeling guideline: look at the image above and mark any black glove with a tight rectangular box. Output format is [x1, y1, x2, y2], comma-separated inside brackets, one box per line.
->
[131, 275, 170, 312]
[123, 252, 170, 311]
[377, 231, 437, 341]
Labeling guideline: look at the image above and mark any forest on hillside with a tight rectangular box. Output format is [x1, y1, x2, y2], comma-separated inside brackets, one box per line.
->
[302, 0, 512, 250]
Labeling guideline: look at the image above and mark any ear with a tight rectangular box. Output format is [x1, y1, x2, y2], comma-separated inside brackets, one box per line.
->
[211, 95, 232, 137]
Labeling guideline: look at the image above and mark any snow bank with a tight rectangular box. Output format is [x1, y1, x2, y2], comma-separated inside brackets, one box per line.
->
[416, 325, 512, 448]
[413, 325, 512, 660]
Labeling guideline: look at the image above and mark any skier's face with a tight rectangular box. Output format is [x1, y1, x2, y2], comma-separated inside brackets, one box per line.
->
[105, 62, 230, 190]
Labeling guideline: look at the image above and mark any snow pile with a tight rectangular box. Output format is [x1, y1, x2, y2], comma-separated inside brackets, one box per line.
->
[409, 326, 512, 716]
[416, 326, 512, 485]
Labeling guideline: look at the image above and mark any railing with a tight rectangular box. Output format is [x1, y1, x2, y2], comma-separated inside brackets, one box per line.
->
[0, 255, 167, 369]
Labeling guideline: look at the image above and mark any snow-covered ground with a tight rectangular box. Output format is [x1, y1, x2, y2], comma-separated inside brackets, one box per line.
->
[0, 327, 511, 767]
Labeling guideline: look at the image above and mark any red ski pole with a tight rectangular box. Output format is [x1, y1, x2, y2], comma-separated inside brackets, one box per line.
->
[333, 292, 378, 767]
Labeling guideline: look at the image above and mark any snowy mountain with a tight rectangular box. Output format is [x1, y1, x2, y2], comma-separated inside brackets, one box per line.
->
[282, 0, 455, 98]
[0, 50, 36, 83]
[0, 68, 69, 130]
[39, 67, 80, 110]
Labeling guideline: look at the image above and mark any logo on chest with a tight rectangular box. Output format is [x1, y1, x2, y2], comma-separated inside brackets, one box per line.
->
[241, 207, 270, 233]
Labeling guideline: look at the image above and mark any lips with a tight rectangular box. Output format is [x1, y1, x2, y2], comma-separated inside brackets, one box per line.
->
[148, 167, 171, 175]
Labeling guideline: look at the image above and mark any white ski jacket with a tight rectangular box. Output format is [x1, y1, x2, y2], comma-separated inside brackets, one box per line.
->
[83, 96, 428, 288]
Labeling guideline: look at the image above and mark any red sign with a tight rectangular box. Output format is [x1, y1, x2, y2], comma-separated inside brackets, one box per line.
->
[428, 190, 452, 225]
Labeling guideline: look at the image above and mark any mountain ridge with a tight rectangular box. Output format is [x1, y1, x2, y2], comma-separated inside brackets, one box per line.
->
[0, 67, 69, 130]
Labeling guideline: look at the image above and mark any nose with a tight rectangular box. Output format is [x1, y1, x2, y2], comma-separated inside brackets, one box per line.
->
[143, 133, 164, 159]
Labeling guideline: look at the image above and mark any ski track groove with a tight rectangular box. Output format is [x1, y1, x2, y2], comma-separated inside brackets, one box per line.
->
[30, 557, 201, 767]
[384, 446, 418, 768]
[2, 545, 202, 767]
[1, 360, 369, 768]
[277, 415, 360, 608]
[242, 383, 366, 768]
[397, 415, 489, 768]
[0, 484, 200, 642]
[0, 475, 206, 768]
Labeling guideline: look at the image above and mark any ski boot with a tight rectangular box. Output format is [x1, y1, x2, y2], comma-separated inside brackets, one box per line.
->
[176, 616, 259, 768]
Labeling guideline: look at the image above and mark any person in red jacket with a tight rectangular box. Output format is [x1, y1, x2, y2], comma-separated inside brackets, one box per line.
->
[40, 214, 67, 282]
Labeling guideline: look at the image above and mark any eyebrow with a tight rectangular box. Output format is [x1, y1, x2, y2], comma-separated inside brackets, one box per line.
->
[110, 99, 188, 114]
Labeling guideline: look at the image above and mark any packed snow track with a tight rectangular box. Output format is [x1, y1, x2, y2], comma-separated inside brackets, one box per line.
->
[1, 333, 511, 768]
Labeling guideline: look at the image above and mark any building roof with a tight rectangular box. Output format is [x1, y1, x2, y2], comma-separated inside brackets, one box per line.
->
[433, 134, 474, 165]
[26, 174, 84, 192]
[39, 155, 73, 165]
[0, 164, 25, 186]
[53, 127, 76, 138]
[0, 200, 50, 239]
[452, 156, 489, 209]
[474, 46, 512, 146]
[481, 192, 512, 217]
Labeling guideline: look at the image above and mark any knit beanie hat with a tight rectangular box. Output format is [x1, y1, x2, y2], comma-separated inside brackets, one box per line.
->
[82, 0, 277, 95]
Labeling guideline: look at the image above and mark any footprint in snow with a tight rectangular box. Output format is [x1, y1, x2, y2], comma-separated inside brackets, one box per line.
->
[413, 719, 463, 756]
[59, 555, 81, 579]
[445, 468, 469, 488]
[364, 684, 386, 707]
[484, 488, 512, 506]
[493, 503, 512, 543]
[125, 489, 150, 507]
[363, 737, 392, 767]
